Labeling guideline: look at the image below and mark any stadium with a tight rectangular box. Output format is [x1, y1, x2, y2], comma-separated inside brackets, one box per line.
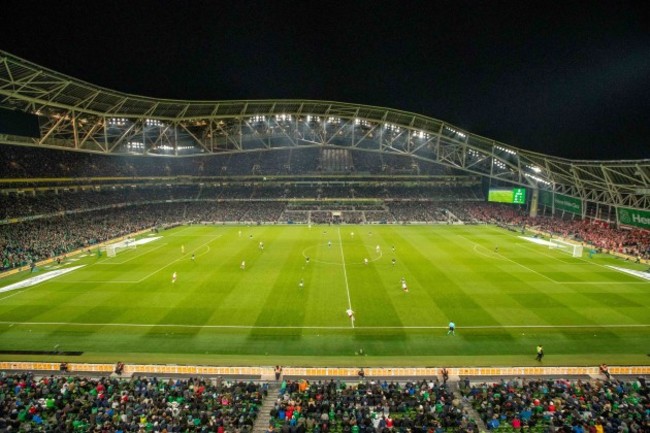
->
[0, 44, 648, 433]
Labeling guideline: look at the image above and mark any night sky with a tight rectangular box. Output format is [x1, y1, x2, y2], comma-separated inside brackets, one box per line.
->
[1, 0, 648, 160]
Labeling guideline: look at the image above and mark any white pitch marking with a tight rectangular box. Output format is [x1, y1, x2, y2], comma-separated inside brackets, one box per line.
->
[135, 235, 221, 283]
[0, 321, 647, 330]
[460, 234, 557, 283]
[97, 243, 167, 265]
[337, 227, 354, 328]
[0, 291, 24, 302]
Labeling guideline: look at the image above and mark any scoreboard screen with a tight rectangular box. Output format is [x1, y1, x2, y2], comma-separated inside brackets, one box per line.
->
[488, 187, 526, 204]
[512, 187, 526, 204]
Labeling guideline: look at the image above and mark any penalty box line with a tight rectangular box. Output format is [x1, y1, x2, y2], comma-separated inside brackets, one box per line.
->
[1, 321, 648, 330]
[135, 235, 221, 283]
[96, 243, 168, 265]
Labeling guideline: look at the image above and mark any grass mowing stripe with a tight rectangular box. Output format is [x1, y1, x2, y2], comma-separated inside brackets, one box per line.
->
[1, 225, 648, 364]
[3, 321, 647, 329]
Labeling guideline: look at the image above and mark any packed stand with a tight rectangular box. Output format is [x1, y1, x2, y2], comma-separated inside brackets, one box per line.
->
[466, 203, 650, 260]
[0, 204, 186, 270]
[269, 379, 480, 433]
[461, 376, 648, 432]
[0, 372, 264, 432]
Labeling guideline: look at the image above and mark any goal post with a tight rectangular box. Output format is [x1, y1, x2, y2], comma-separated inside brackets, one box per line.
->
[103, 238, 136, 257]
[549, 238, 583, 258]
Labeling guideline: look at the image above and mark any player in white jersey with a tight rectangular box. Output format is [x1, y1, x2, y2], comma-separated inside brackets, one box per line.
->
[172, 272, 177, 284]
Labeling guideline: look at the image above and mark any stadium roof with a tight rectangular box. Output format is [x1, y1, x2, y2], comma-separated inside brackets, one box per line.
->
[0, 49, 648, 210]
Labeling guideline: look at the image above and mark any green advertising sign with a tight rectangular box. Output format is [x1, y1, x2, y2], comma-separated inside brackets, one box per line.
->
[617, 207, 650, 230]
[538, 190, 553, 207]
[554, 193, 582, 215]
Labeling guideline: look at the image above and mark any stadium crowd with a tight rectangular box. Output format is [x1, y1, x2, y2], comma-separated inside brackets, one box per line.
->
[0, 372, 264, 432]
[1, 198, 649, 270]
[2, 372, 646, 433]
[270, 378, 480, 433]
[461, 376, 648, 433]
[0, 205, 186, 270]
[464, 203, 650, 260]
[0, 141, 648, 269]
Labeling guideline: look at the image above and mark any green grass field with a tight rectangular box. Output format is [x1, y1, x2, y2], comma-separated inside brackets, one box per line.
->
[0, 224, 648, 367]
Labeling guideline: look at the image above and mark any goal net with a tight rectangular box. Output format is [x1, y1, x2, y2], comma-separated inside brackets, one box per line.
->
[549, 238, 583, 258]
[105, 238, 136, 257]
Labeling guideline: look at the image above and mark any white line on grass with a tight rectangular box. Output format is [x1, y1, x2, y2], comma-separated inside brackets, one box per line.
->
[490, 226, 649, 283]
[166, 226, 207, 236]
[472, 244, 508, 261]
[460, 234, 558, 283]
[134, 235, 221, 283]
[515, 238, 586, 264]
[337, 227, 354, 328]
[0, 321, 647, 330]
[97, 243, 168, 265]
[0, 290, 24, 302]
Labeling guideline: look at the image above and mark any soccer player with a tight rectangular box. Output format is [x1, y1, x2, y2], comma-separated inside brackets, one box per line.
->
[238, 230, 242, 238]
[328, 240, 332, 248]
[350, 232, 354, 238]
[401, 278, 408, 292]
[305, 256, 310, 264]
[299, 279, 304, 288]
[240, 260, 246, 270]
[346, 308, 355, 322]
[172, 272, 177, 284]
[376, 245, 381, 254]
[392, 258, 396, 266]
[181, 245, 185, 254]
[535, 345, 544, 362]
[191, 253, 195, 262]
[447, 321, 455, 335]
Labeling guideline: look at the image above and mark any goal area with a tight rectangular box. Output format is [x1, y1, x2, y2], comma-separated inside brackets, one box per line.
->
[549, 238, 583, 258]
[103, 238, 136, 257]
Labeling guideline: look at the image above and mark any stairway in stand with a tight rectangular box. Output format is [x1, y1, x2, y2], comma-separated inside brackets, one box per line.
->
[253, 382, 281, 433]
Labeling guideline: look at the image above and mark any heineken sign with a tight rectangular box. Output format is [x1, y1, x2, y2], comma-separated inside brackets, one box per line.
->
[617, 207, 650, 230]
[554, 193, 582, 215]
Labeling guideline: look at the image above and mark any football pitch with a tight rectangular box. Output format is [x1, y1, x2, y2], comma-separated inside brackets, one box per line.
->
[0, 224, 648, 367]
